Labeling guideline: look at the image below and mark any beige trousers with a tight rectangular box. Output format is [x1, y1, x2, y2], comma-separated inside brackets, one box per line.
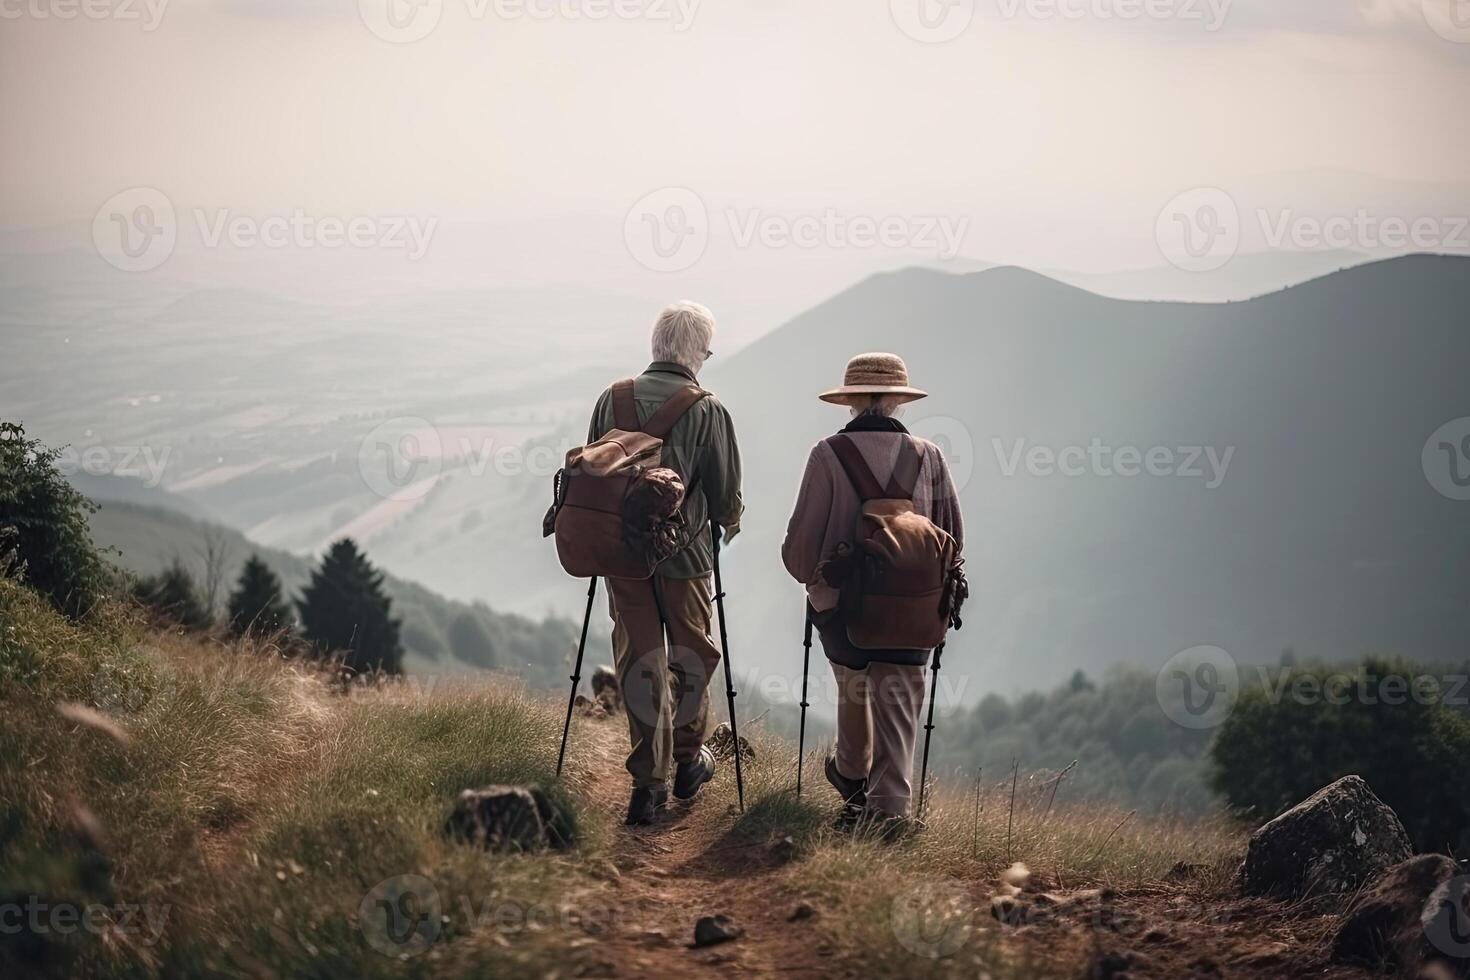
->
[830, 662, 927, 817]
[607, 575, 722, 790]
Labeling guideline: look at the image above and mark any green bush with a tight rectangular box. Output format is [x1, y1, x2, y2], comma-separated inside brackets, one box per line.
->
[0, 421, 112, 619]
[133, 560, 214, 632]
[1211, 656, 1470, 853]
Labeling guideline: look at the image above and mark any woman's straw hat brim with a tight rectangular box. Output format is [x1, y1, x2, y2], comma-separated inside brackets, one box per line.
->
[819, 352, 928, 405]
[818, 385, 928, 405]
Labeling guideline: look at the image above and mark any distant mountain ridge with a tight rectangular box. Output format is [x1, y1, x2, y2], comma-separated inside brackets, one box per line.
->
[704, 254, 1470, 694]
[85, 498, 596, 685]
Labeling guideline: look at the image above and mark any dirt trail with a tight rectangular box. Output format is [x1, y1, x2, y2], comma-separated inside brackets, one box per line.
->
[568, 722, 836, 979]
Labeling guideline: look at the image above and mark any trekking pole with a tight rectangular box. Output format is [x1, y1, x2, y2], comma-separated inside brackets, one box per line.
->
[796, 607, 813, 798]
[708, 518, 746, 811]
[915, 642, 945, 818]
[556, 576, 599, 778]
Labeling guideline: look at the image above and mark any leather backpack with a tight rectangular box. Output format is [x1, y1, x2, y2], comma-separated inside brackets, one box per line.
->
[823, 434, 960, 651]
[544, 380, 707, 580]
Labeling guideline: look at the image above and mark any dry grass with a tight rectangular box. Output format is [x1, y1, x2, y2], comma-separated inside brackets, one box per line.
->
[2, 577, 1259, 979]
[0, 578, 612, 978]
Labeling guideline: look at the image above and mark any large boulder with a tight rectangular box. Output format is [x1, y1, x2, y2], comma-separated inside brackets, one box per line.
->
[444, 785, 575, 852]
[1332, 854, 1470, 979]
[1239, 775, 1411, 899]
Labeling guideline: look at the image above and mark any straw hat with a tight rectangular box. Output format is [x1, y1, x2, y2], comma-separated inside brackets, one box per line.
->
[818, 352, 928, 405]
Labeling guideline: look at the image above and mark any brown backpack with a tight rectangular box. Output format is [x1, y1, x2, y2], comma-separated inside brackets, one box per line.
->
[544, 379, 708, 580]
[824, 434, 960, 651]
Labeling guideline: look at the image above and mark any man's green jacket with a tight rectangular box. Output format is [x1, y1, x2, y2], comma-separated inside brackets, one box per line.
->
[587, 361, 744, 579]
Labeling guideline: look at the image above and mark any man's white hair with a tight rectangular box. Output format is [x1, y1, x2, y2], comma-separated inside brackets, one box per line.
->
[651, 301, 716, 375]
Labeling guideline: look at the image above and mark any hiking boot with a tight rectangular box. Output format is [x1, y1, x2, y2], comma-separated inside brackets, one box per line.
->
[673, 745, 716, 801]
[625, 784, 668, 826]
[825, 756, 867, 807]
[832, 801, 865, 833]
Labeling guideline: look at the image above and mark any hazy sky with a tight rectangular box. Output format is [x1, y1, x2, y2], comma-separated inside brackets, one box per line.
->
[2, 0, 1467, 299]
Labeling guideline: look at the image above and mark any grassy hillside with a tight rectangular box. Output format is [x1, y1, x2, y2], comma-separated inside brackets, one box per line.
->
[4, 575, 1389, 980]
[85, 499, 605, 687]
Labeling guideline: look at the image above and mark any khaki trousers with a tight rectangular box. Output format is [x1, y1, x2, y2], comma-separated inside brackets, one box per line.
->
[607, 575, 722, 790]
[830, 662, 927, 817]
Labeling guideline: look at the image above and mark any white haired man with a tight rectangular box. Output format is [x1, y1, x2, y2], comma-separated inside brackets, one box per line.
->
[586, 302, 744, 825]
[781, 353, 964, 827]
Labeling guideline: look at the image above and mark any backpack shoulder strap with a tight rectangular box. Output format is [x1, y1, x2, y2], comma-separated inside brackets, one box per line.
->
[886, 436, 923, 499]
[611, 379, 639, 432]
[828, 434, 888, 501]
[642, 385, 709, 439]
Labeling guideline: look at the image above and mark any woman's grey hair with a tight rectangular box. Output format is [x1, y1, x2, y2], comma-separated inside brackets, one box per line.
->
[850, 394, 906, 418]
[650, 301, 716, 375]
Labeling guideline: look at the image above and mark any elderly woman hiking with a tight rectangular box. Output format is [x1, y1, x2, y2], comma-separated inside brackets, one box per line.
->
[782, 353, 965, 831]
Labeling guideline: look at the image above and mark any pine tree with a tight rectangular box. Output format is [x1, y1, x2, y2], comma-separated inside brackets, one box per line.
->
[133, 559, 213, 631]
[296, 539, 403, 675]
[227, 554, 292, 638]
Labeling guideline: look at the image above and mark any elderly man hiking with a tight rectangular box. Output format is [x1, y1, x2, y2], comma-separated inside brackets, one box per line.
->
[782, 353, 965, 831]
[547, 302, 743, 825]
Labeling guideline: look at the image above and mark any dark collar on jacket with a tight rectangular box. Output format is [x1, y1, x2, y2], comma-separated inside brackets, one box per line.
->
[645, 361, 699, 384]
[841, 414, 909, 434]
